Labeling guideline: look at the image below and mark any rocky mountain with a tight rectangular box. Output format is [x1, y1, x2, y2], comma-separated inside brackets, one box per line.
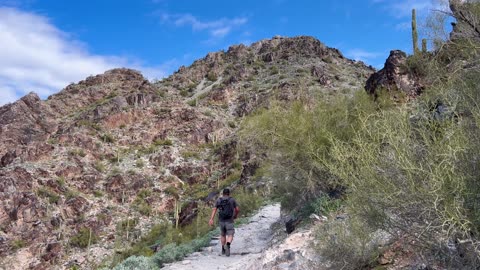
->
[0, 36, 374, 269]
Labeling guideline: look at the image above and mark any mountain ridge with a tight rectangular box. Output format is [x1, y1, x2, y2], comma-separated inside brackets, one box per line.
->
[0, 35, 375, 269]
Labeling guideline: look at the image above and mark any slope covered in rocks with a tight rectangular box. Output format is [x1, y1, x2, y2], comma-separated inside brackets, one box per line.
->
[0, 36, 374, 269]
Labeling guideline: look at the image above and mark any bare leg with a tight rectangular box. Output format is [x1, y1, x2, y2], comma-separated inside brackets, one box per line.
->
[221, 235, 226, 246]
[226, 235, 234, 244]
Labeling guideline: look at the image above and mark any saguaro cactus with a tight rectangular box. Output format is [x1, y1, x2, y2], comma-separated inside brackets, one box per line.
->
[412, 9, 419, 55]
[422, 39, 427, 53]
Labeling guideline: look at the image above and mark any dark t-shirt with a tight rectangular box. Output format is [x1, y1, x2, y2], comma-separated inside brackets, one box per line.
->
[215, 196, 237, 222]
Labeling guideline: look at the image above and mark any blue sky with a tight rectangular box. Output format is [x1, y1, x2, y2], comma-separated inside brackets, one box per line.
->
[0, 0, 449, 105]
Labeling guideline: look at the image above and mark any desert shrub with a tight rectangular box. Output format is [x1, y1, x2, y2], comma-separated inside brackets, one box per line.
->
[181, 150, 200, 159]
[136, 159, 145, 168]
[164, 185, 179, 198]
[65, 189, 79, 200]
[56, 177, 66, 187]
[112, 256, 157, 270]
[206, 71, 217, 81]
[108, 155, 122, 164]
[315, 217, 381, 270]
[219, 170, 241, 188]
[47, 138, 58, 145]
[180, 89, 193, 97]
[153, 139, 173, 147]
[240, 92, 376, 211]
[11, 239, 26, 251]
[156, 89, 166, 98]
[68, 149, 86, 157]
[100, 133, 115, 143]
[233, 188, 264, 218]
[404, 53, 430, 78]
[186, 99, 197, 107]
[70, 227, 98, 248]
[270, 66, 279, 75]
[152, 229, 218, 267]
[138, 145, 157, 155]
[132, 190, 152, 216]
[93, 160, 105, 172]
[110, 167, 121, 176]
[303, 195, 342, 217]
[37, 187, 60, 204]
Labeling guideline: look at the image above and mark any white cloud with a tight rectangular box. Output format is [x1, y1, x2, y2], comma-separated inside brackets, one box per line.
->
[345, 49, 383, 62]
[373, 0, 449, 18]
[160, 12, 248, 39]
[0, 7, 168, 106]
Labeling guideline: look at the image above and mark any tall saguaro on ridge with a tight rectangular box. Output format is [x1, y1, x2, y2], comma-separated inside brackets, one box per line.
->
[412, 9, 419, 55]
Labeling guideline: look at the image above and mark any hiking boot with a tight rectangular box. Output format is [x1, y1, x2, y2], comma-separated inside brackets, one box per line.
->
[225, 243, 230, 257]
[222, 246, 226, 255]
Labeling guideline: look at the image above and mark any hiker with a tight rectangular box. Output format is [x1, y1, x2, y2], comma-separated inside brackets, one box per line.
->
[208, 188, 239, 256]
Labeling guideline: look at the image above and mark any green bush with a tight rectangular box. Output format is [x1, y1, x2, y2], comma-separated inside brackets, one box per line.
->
[132, 190, 153, 216]
[100, 133, 115, 143]
[11, 239, 26, 251]
[233, 188, 264, 218]
[113, 256, 157, 270]
[304, 195, 342, 217]
[153, 139, 173, 147]
[94, 161, 106, 172]
[187, 99, 197, 107]
[181, 150, 199, 159]
[94, 190, 104, 198]
[152, 229, 217, 267]
[240, 92, 375, 211]
[56, 177, 66, 187]
[37, 187, 60, 204]
[315, 217, 381, 269]
[136, 159, 145, 168]
[219, 170, 241, 188]
[65, 189, 79, 200]
[68, 149, 86, 157]
[70, 227, 98, 248]
[206, 71, 218, 81]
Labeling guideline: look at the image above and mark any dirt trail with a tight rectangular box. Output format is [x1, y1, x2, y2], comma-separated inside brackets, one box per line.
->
[162, 203, 281, 270]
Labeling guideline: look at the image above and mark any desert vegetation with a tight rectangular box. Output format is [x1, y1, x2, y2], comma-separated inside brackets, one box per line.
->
[240, 2, 480, 268]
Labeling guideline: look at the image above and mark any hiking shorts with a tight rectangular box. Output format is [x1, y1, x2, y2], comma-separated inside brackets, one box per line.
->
[219, 221, 235, 236]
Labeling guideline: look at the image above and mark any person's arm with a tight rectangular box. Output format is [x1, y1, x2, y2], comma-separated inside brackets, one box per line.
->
[234, 206, 240, 220]
[208, 207, 217, 226]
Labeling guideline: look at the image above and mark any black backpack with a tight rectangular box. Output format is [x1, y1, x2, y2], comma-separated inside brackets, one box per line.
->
[218, 198, 233, 220]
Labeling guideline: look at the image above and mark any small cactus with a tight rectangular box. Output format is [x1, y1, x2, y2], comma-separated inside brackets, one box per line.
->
[422, 39, 427, 53]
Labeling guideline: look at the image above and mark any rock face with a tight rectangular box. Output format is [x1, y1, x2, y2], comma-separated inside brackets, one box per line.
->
[0, 36, 374, 269]
[0, 93, 56, 167]
[365, 50, 423, 100]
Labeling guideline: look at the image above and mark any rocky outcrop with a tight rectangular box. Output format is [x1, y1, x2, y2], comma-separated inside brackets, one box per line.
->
[365, 50, 423, 100]
[47, 68, 160, 118]
[0, 93, 56, 167]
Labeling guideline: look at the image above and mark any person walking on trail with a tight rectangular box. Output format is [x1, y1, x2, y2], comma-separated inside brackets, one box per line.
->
[209, 188, 240, 257]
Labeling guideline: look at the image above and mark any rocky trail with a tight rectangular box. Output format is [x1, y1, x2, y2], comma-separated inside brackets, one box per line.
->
[162, 204, 282, 270]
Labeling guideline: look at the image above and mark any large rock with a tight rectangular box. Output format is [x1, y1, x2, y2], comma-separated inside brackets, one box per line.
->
[0, 92, 56, 167]
[365, 50, 423, 100]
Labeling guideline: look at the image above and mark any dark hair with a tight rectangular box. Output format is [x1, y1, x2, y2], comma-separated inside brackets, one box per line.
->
[222, 188, 230, 195]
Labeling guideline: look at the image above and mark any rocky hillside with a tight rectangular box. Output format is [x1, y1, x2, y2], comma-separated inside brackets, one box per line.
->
[0, 36, 374, 269]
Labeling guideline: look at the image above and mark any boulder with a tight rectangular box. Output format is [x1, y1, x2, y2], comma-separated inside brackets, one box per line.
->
[365, 50, 423, 100]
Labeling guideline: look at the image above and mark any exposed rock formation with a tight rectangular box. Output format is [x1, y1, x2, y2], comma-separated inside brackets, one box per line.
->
[365, 50, 423, 100]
